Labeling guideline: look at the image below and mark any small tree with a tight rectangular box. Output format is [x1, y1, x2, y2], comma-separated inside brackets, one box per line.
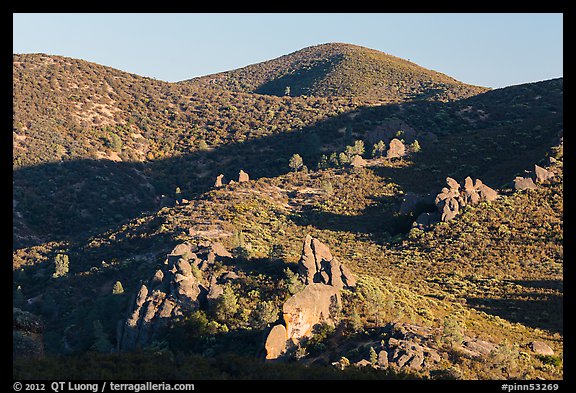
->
[53, 254, 69, 278]
[345, 140, 365, 157]
[289, 154, 304, 172]
[284, 268, 305, 295]
[442, 315, 464, 349]
[284, 86, 291, 96]
[112, 281, 124, 295]
[108, 132, 122, 152]
[410, 140, 421, 153]
[338, 152, 350, 166]
[372, 140, 386, 157]
[91, 320, 113, 353]
[369, 346, 378, 366]
[250, 300, 279, 329]
[215, 285, 239, 321]
[198, 140, 209, 150]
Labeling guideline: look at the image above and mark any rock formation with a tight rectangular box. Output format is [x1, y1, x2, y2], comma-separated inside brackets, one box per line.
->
[529, 341, 554, 356]
[534, 164, 554, 183]
[298, 235, 356, 289]
[214, 174, 225, 187]
[386, 138, 406, 159]
[514, 176, 537, 191]
[120, 241, 233, 351]
[350, 154, 366, 168]
[433, 176, 498, 223]
[264, 236, 356, 360]
[238, 170, 250, 183]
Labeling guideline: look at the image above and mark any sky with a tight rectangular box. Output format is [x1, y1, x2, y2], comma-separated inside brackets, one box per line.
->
[13, 13, 563, 89]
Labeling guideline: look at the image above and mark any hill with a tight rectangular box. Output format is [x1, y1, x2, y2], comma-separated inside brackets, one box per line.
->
[182, 43, 489, 102]
[12, 46, 563, 380]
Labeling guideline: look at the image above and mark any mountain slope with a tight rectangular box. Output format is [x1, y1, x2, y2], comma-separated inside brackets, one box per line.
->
[182, 43, 489, 102]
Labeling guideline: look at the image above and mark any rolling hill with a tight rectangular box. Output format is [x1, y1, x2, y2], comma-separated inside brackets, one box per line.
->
[183, 43, 489, 102]
[12, 44, 563, 380]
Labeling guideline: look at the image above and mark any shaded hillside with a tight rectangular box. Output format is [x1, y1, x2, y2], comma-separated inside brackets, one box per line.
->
[183, 43, 488, 102]
[13, 68, 562, 247]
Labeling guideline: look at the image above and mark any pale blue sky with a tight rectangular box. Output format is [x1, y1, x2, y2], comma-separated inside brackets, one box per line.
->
[13, 13, 563, 89]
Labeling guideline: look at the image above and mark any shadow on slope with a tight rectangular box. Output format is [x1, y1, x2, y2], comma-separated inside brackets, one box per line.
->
[466, 280, 563, 335]
[13, 78, 563, 249]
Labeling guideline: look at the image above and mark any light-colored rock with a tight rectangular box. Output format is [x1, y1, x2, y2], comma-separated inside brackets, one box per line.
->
[386, 138, 406, 159]
[350, 155, 366, 168]
[529, 341, 554, 356]
[534, 165, 554, 183]
[446, 177, 460, 191]
[214, 174, 225, 187]
[282, 283, 341, 342]
[265, 324, 288, 360]
[514, 176, 537, 191]
[238, 170, 249, 182]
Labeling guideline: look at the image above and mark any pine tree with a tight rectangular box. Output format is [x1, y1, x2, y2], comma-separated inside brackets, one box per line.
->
[289, 154, 304, 172]
[369, 346, 378, 366]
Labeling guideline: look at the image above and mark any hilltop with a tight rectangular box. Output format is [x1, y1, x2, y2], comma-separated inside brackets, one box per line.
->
[182, 43, 489, 102]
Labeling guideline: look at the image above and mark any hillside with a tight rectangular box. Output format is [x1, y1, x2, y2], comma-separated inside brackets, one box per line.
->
[182, 43, 489, 102]
[12, 46, 563, 380]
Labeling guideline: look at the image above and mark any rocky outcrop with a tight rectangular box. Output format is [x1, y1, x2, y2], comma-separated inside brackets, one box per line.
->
[13, 308, 45, 359]
[298, 235, 356, 289]
[264, 324, 288, 360]
[282, 283, 341, 342]
[265, 236, 355, 360]
[433, 176, 498, 223]
[514, 176, 537, 191]
[529, 341, 554, 356]
[350, 154, 366, 168]
[238, 170, 250, 183]
[386, 138, 406, 159]
[120, 241, 232, 351]
[214, 174, 225, 187]
[534, 165, 554, 183]
[350, 322, 499, 373]
[514, 163, 556, 191]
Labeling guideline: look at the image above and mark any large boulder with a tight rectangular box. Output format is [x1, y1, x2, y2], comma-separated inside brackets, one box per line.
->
[214, 174, 225, 187]
[283, 283, 341, 343]
[350, 154, 366, 168]
[386, 138, 406, 159]
[514, 176, 537, 191]
[529, 341, 554, 356]
[264, 324, 288, 360]
[238, 170, 250, 183]
[534, 165, 554, 183]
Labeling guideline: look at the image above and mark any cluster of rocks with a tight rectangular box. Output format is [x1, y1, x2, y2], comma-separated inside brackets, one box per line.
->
[214, 170, 250, 188]
[13, 307, 45, 359]
[119, 241, 233, 351]
[410, 176, 499, 228]
[348, 322, 499, 372]
[264, 235, 356, 360]
[514, 164, 555, 191]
